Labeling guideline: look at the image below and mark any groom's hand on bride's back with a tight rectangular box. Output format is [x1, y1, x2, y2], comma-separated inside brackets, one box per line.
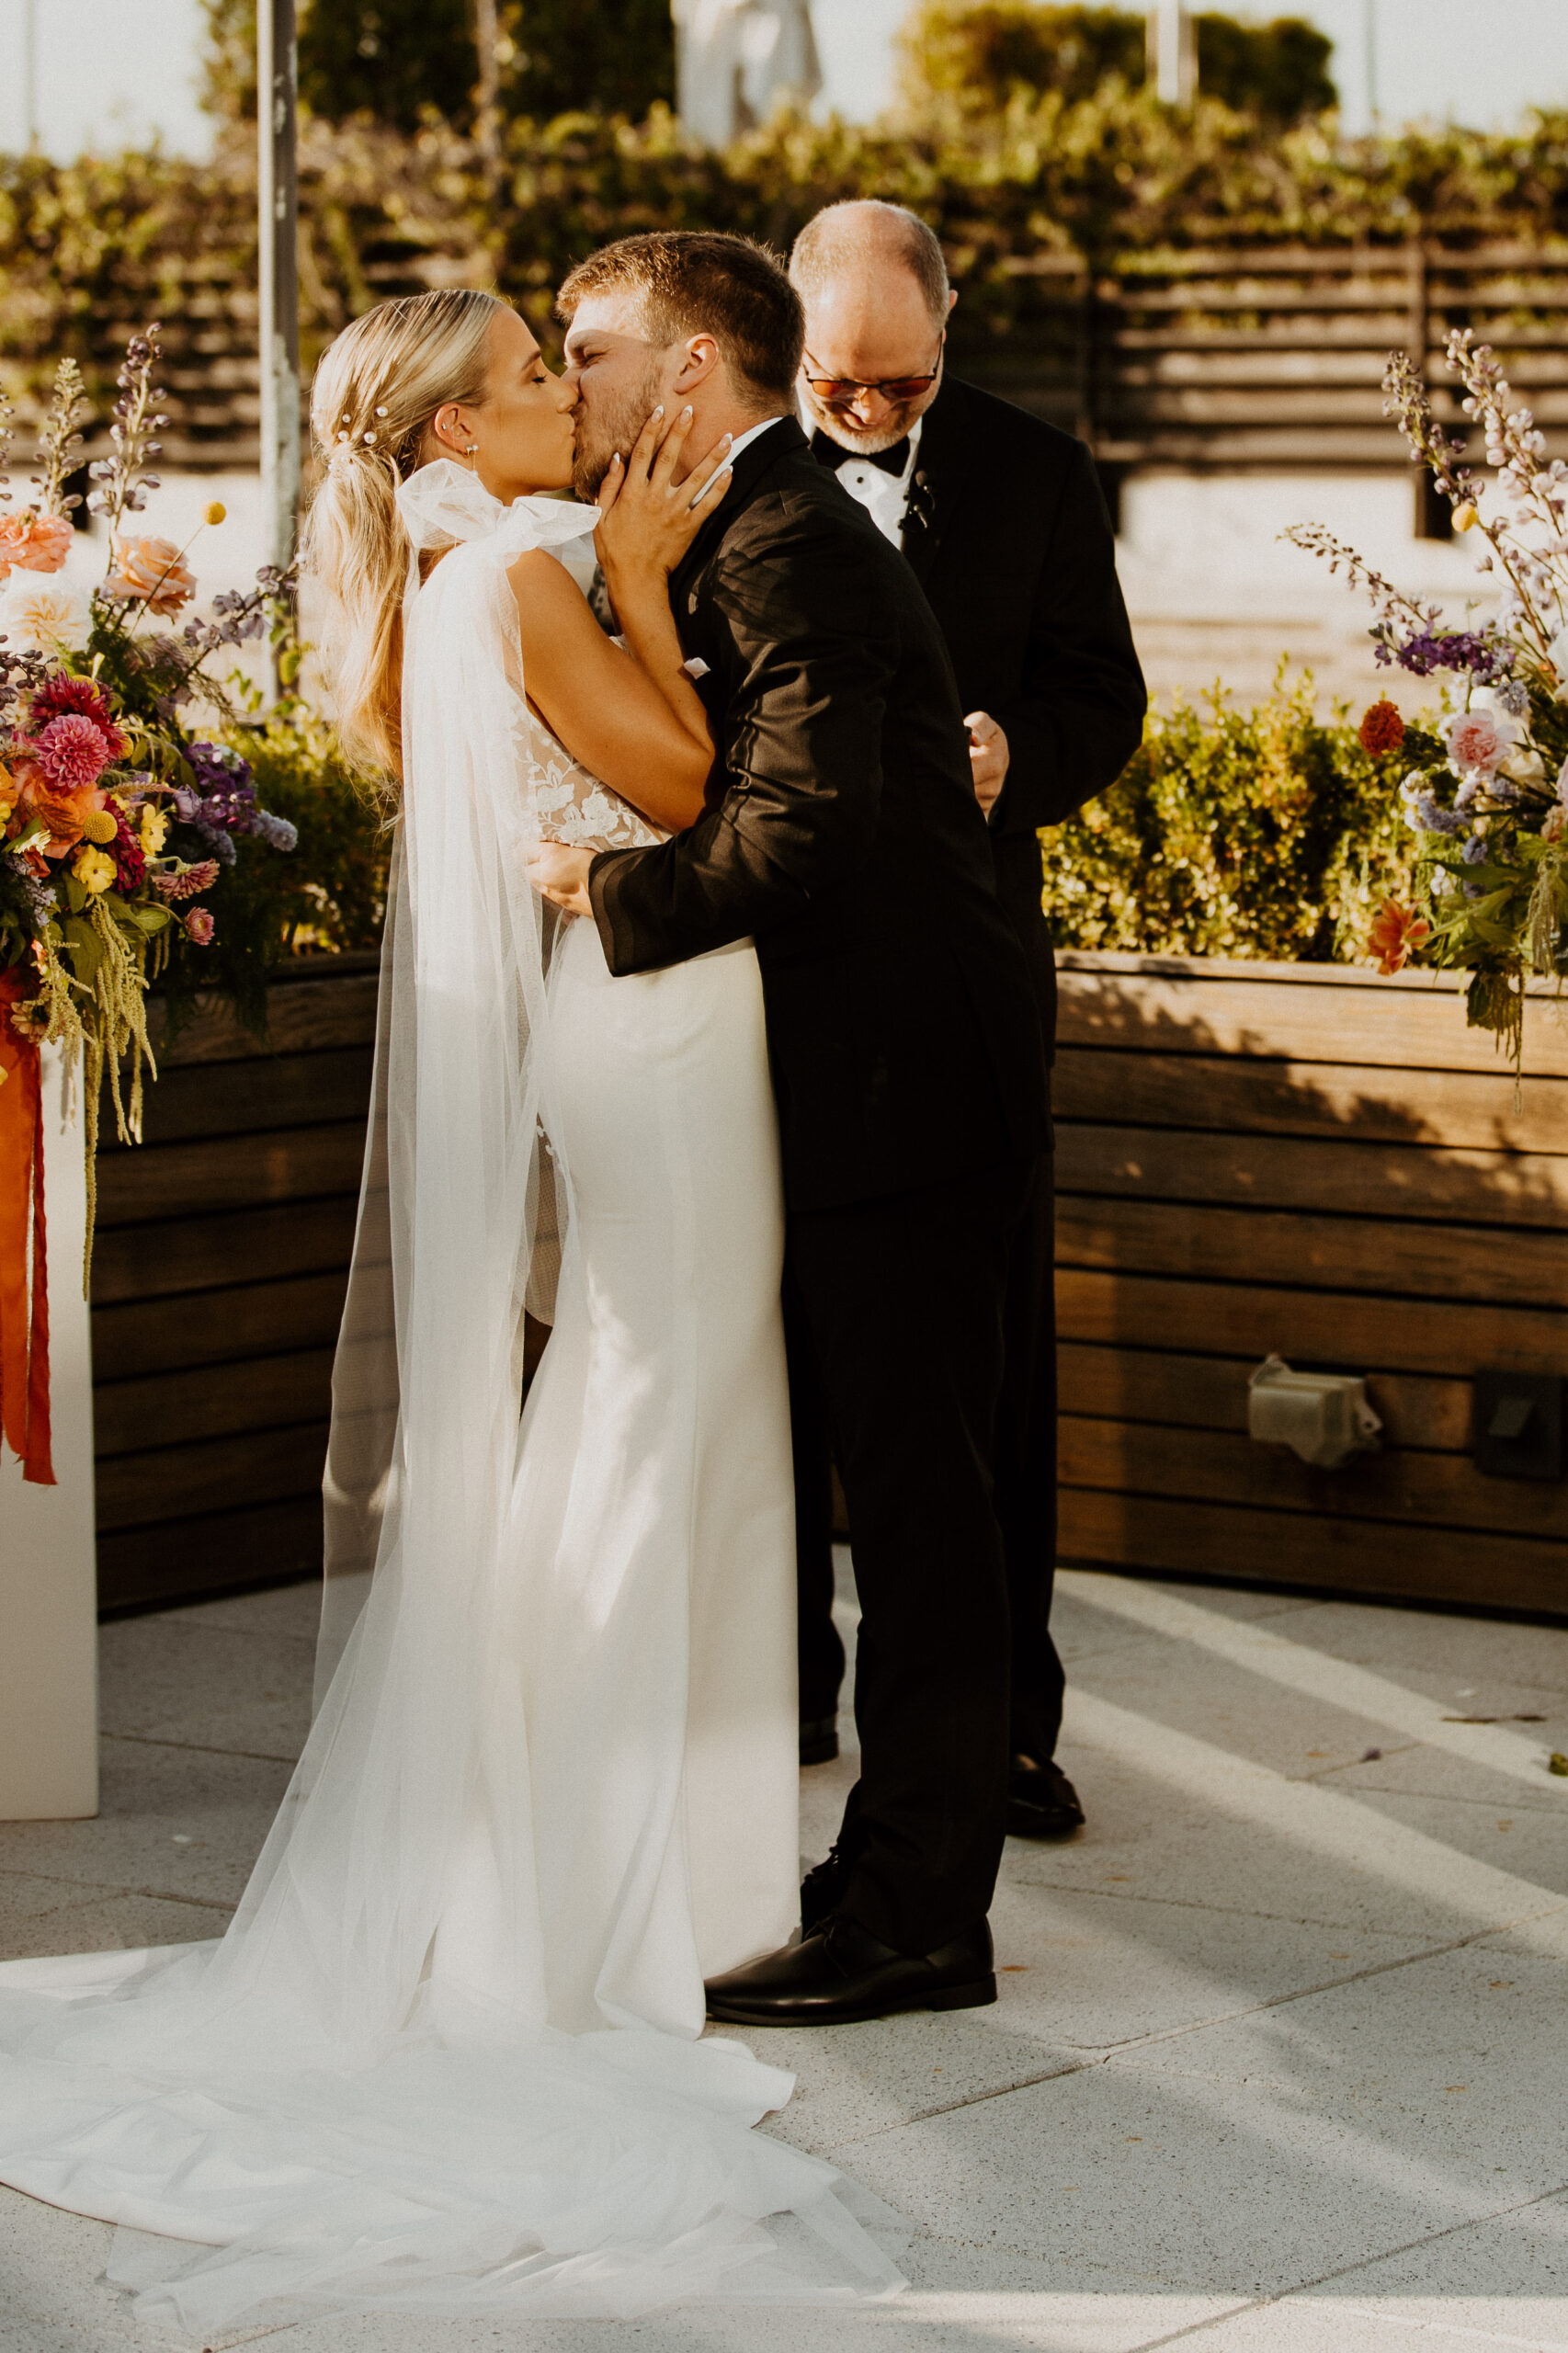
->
[526, 840, 597, 918]
[593, 404, 733, 587]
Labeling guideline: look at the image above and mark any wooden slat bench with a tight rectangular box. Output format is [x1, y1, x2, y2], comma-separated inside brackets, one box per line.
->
[1053, 952, 1568, 1615]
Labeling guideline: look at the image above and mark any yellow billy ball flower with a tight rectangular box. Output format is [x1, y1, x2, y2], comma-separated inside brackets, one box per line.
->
[74, 845, 117, 894]
[139, 802, 170, 856]
[203, 501, 227, 527]
[1452, 501, 1479, 532]
[80, 806, 119, 846]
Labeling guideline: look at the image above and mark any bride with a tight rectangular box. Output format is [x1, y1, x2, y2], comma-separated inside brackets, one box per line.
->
[0, 289, 900, 2331]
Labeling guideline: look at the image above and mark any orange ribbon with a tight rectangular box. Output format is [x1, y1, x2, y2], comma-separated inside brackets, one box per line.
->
[0, 967, 53, 1484]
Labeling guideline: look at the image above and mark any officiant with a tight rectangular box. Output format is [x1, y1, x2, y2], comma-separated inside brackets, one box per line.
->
[788, 199, 1146, 1839]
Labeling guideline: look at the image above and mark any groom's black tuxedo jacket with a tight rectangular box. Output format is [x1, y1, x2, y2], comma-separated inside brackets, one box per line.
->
[889, 375, 1147, 1053]
[587, 415, 1049, 1213]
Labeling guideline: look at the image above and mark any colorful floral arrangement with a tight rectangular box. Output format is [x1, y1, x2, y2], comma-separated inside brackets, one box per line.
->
[0, 327, 298, 1483]
[1288, 330, 1568, 1073]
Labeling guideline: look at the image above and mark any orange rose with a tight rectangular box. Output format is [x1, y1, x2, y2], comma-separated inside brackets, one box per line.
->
[0, 511, 74, 582]
[0, 760, 17, 827]
[104, 534, 196, 615]
[13, 756, 108, 858]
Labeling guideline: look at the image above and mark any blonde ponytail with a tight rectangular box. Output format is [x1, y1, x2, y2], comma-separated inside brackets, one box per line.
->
[302, 290, 502, 780]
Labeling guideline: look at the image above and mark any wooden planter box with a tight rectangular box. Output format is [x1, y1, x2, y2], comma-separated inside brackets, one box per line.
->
[88, 946, 1565, 1620]
[1053, 952, 1567, 1616]
[91, 955, 377, 1613]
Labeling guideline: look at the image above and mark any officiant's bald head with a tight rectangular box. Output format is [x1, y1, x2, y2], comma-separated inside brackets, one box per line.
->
[789, 201, 958, 454]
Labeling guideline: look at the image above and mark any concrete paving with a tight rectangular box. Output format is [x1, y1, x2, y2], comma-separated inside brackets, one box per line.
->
[3, 1556, 1567, 2352]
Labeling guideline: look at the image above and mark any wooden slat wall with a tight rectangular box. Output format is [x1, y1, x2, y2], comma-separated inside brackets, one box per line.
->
[1052, 952, 1568, 1614]
[91, 957, 378, 1612]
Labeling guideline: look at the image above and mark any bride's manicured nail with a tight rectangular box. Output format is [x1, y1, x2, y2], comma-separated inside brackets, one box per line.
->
[721, 434, 733, 448]
[681, 405, 693, 419]
[652, 405, 664, 420]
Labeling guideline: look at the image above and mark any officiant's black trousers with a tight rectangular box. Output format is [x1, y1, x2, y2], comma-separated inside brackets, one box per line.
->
[784, 1154, 1040, 1957]
[791, 1149, 1066, 1768]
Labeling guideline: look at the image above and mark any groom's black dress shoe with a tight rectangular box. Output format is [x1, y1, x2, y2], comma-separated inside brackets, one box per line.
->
[1006, 1755, 1085, 1840]
[799, 1714, 839, 1767]
[705, 1915, 996, 2027]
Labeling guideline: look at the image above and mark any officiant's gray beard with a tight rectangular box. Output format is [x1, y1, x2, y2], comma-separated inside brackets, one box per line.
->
[572, 353, 669, 500]
[801, 386, 929, 457]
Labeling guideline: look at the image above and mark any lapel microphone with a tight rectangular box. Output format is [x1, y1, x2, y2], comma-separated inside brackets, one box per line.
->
[904, 472, 937, 535]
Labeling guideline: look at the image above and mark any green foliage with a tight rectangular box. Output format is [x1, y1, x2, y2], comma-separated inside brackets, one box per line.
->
[899, 4, 1336, 129]
[897, 5, 1144, 115]
[199, 0, 674, 132]
[7, 105, 1568, 436]
[199, 0, 256, 122]
[299, 0, 479, 133]
[155, 697, 390, 1037]
[1040, 673, 1414, 962]
[1195, 15, 1335, 124]
[508, 0, 676, 119]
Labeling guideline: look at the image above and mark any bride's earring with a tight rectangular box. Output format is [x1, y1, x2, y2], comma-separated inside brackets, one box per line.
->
[465, 442, 479, 472]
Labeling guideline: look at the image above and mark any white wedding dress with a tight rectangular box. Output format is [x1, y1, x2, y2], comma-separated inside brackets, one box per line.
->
[0, 466, 902, 2333]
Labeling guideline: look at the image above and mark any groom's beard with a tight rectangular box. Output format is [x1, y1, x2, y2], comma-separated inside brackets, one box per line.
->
[571, 356, 668, 501]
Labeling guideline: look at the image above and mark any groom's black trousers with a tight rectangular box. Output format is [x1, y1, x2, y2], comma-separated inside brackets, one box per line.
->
[784, 1153, 1040, 1957]
[792, 1150, 1066, 1769]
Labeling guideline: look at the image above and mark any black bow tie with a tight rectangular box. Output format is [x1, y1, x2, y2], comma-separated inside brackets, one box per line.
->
[811, 430, 911, 478]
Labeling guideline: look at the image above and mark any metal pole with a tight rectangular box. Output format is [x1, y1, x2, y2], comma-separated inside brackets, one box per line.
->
[21, 0, 38, 150]
[257, 0, 301, 584]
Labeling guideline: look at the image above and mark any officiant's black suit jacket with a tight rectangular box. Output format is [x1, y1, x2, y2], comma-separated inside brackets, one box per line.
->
[896, 375, 1147, 1051]
[587, 415, 1049, 1212]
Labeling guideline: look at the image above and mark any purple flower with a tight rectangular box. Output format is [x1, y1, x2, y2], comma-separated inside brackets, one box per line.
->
[186, 741, 257, 827]
[1462, 833, 1488, 863]
[252, 808, 298, 852]
[1387, 631, 1512, 683]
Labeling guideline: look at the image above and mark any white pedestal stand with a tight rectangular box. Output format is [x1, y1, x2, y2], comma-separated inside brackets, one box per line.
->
[0, 1046, 97, 1819]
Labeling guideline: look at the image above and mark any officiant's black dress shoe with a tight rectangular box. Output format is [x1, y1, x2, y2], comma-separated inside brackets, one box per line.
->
[799, 1714, 839, 1767]
[1006, 1755, 1085, 1840]
[705, 1915, 996, 2027]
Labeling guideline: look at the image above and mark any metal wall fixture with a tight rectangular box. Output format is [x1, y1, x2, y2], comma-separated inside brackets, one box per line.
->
[1247, 1356, 1383, 1471]
[1472, 1372, 1564, 1483]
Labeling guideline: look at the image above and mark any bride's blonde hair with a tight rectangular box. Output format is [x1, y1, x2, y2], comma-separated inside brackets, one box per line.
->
[302, 289, 504, 779]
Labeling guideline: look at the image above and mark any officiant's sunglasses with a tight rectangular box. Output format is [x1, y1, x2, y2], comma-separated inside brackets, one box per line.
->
[801, 335, 945, 408]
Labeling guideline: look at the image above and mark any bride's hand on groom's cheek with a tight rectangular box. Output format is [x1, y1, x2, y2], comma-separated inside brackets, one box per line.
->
[526, 841, 597, 918]
[593, 404, 733, 584]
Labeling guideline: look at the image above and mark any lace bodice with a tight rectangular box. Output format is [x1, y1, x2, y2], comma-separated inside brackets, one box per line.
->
[518, 676, 668, 854]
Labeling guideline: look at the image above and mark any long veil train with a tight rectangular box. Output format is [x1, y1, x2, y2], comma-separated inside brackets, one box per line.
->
[0, 465, 903, 2335]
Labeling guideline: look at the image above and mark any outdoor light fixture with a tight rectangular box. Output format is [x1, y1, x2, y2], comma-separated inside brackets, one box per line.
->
[1247, 1355, 1382, 1470]
[1472, 1371, 1564, 1483]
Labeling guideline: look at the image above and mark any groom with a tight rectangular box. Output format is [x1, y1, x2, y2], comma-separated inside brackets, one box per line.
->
[530, 231, 1050, 2026]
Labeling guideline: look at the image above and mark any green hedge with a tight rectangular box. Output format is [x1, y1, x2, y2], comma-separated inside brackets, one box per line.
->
[164, 672, 1415, 984]
[6, 100, 1568, 414]
[1040, 674, 1413, 962]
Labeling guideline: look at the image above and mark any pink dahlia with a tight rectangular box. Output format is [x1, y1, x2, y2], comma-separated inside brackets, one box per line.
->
[31, 712, 113, 793]
[29, 675, 127, 758]
[151, 858, 219, 903]
[183, 906, 216, 946]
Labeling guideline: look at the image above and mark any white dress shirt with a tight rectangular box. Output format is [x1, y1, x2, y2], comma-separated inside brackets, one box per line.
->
[813, 416, 924, 547]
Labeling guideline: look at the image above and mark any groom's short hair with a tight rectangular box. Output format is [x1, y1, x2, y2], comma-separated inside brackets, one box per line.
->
[559, 233, 803, 410]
